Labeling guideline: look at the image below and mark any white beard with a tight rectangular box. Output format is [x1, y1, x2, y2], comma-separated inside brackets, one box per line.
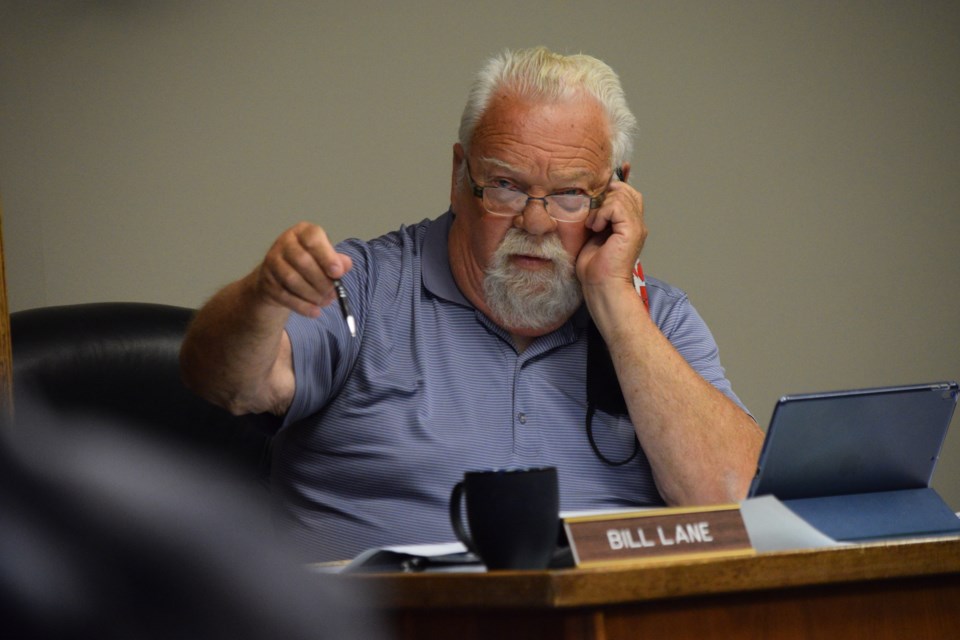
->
[483, 229, 583, 331]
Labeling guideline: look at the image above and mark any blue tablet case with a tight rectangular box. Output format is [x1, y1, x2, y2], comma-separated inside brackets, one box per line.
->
[748, 382, 960, 541]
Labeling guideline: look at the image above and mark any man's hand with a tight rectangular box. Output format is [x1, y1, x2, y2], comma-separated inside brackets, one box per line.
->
[180, 221, 352, 416]
[575, 181, 647, 293]
[256, 222, 354, 318]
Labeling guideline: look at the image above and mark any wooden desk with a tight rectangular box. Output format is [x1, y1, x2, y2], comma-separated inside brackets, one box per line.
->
[354, 536, 960, 639]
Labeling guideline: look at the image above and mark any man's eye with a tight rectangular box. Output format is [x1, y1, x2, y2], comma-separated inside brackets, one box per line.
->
[555, 188, 585, 197]
[492, 179, 521, 191]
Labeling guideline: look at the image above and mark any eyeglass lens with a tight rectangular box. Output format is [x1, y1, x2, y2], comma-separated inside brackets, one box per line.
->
[484, 189, 589, 220]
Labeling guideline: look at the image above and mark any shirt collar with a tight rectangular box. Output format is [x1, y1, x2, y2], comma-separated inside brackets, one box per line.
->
[422, 209, 472, 307]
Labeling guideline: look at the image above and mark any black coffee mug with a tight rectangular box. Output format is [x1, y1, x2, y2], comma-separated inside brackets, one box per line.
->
[448, 466, 560, 570]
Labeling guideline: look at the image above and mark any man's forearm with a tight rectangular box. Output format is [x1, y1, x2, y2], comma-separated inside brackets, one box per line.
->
[179, 271, 295, 416]
[588, 286, 764, 505]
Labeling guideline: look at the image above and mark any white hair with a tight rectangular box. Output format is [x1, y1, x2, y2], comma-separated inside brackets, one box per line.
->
[458, 47, 638, 169]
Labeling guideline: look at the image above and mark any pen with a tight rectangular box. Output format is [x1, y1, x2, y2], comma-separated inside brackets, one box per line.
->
[333, 279, 357, 338]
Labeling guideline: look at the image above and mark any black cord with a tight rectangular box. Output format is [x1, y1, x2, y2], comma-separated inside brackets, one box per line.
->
[586, 404, 639, 466]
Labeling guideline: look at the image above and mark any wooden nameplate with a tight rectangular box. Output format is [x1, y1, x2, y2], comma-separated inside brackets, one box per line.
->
[564, 504, 754, 568]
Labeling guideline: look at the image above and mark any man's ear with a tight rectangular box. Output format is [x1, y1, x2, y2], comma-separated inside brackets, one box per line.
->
[451, 143, 465, 202]
[619, 162, 631, 183]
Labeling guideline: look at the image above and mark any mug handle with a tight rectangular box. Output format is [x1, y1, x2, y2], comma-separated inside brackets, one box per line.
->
[449, 481, 476, 554]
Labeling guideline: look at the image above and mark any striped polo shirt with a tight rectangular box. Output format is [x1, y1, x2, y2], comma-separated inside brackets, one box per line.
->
[276, 210, 748, 561]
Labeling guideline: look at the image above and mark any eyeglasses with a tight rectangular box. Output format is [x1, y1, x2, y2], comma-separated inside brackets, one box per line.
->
[465, 161, 615, 223]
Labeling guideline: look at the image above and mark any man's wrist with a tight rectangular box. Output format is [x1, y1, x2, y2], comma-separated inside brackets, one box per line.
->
[584, 280, 650, 339]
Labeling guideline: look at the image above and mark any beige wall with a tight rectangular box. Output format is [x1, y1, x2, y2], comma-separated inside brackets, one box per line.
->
[2, 1, 958, 506]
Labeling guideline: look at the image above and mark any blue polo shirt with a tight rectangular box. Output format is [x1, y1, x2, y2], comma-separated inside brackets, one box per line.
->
[277, 210, 748, 561]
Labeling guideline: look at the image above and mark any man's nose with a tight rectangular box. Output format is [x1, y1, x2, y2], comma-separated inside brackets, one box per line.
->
[514, 198, 557, 236]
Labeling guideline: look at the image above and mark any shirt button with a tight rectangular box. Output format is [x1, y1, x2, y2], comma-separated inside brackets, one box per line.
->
[517, 412, 527, 424]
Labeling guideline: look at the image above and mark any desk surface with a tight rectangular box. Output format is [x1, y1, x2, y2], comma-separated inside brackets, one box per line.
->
[354, 535, 960, 609]
[356, 537, 960, 609]
[351, 536, 960, 639]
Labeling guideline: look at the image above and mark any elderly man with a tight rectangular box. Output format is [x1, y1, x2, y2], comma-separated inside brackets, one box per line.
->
[180, 47, 764, 561]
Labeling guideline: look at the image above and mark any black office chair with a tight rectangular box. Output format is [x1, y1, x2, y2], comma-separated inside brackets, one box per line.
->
[9, 302, 280, 484]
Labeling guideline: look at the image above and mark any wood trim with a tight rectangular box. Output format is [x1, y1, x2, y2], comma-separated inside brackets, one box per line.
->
[353, 536, 960, 610]
[387, 577, 960, 640]
[364, 537, 960, 640]
[0, 197, 12, 419]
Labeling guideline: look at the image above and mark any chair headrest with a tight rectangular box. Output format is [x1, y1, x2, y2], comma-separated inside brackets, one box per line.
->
[10, 302, 279, 477]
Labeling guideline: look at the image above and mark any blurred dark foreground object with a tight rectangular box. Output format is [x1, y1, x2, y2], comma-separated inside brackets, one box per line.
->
[0, 399, 389, 640]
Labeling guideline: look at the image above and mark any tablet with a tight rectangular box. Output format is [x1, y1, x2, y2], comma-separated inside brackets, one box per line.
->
[748, 381, 959, 500]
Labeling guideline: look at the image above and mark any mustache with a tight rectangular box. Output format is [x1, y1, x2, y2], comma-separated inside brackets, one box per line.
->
[497, 229, 569, 263]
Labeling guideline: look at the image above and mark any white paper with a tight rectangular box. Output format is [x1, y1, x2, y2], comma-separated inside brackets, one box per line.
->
[332, 541, 472, 574]
[740, 495, 847, 552]
[560, 507, 654, 519]
[377, 541, 467, 557]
